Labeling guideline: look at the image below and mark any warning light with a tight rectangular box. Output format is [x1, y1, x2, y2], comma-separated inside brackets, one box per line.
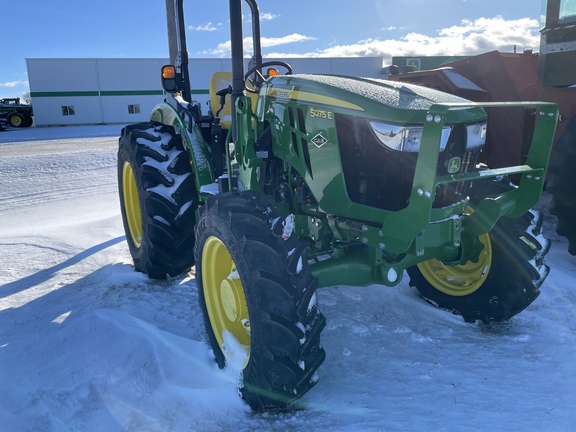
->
[267, 68, 280, 77]
[162, 66, 176, 79]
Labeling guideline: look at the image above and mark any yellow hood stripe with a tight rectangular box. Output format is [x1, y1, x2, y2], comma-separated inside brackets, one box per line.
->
[266, 88, 364, 112]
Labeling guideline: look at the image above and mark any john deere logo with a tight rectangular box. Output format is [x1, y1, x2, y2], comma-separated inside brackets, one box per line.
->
[448, 157, 461, 174]
[311, 133, 328, 148]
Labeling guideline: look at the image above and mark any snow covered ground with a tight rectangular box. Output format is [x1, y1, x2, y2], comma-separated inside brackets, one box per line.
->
[1, 125, 575, 432]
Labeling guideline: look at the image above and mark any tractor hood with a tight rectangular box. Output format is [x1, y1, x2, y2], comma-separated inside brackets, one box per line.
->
[256, 72, 490, 225]
[262, 74, 486, 124]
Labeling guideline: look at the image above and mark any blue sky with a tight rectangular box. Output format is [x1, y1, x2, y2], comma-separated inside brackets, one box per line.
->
[2, 0, 542, 99]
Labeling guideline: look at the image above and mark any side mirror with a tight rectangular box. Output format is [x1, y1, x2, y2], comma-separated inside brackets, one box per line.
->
[161, 65, 181, 93]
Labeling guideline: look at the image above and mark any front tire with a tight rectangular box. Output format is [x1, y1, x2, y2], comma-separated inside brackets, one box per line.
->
[195, 191, 326, 410]
[117, 122, 197, 279]
[408, 177, 550, 323]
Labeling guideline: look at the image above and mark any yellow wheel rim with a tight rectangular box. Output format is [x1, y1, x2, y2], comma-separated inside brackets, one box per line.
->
[10, 116, 22, 127]
[122, 162, 143, 248]
[202, 236, 251, 368]
[417, 232, 492, 297]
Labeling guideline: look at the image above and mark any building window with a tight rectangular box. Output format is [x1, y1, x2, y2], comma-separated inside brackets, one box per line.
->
[128, 104, 141, 114]
[61, 106, 75, 116]
[406, 58, 421, 71]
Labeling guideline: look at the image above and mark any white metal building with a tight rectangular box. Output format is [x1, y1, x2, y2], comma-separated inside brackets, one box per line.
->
[26, 57, 385, 127]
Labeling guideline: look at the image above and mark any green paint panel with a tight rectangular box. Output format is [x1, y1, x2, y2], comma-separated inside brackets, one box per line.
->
[31, 91, 99, 97]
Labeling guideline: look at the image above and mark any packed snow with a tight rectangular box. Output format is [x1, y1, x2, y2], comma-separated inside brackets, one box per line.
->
[1, 125, 575, 432]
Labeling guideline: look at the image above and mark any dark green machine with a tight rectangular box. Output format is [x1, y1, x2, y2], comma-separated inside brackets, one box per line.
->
[117, 0, 558, 410]
[0, 98, 33, 128]
[540, 0, 576, 255]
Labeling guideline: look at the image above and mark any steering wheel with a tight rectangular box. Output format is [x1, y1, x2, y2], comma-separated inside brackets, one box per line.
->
[244, 61, 293, 93]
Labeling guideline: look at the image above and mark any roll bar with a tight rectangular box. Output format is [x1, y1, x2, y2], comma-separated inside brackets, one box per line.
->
[166, 0, 263, 104]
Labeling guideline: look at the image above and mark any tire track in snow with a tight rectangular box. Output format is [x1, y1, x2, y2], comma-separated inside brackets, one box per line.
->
[0, 141, 117, 214]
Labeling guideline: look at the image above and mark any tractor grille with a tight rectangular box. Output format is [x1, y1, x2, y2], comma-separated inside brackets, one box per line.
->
[336, 114, 480, 212]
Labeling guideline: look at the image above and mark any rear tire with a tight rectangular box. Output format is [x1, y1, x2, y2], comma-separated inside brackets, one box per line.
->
[548, 115, 576, 255]
[7, 112, 25, 128]
[117, 122, 197, 279]
[407, 177, 550, 323]
[195, 191, 326, 410]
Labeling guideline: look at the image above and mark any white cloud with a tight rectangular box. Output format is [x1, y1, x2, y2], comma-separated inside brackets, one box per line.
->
[204, 33, 316, 56]
[261, 33, 316, 48]
[313, 16, 540, 64]
[0, 81, 23, 88]
[382, 26, 406, 31]
[203, 16, 540, 63]
[241, 12, 278, 22]
[188, 22, 222, 32]
[260, 13, 278, 21]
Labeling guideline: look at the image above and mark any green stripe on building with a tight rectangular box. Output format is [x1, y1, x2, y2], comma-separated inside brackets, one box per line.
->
[30, 89, 212, 99]
[100, 90, 164, 96]
[31, 91, 100, 97]
[31, 90, 166, 98]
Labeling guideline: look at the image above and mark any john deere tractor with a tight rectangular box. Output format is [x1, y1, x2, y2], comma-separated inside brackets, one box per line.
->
[118, 0, 558, 410]
[0, 98, 33, 128]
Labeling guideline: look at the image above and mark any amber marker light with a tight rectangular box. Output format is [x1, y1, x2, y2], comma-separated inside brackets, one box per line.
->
[267, 68, 280, 77]
[162, 66, 176, 79]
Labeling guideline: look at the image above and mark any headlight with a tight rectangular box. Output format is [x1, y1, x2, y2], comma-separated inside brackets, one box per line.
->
[466, 122, 487, 150]
[370, 121, 451, 152]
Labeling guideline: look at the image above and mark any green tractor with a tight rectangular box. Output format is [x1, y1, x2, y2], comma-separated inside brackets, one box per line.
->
[0, 97, 34, 128]
[117, 0, 558, 410]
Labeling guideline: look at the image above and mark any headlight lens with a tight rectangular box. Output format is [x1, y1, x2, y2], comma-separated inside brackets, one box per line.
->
[466, 122, 487, 150]
[370, 121, 451, 152]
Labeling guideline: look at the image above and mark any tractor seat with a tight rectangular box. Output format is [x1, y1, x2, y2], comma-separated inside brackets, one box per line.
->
[209, 72, 258, 129]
